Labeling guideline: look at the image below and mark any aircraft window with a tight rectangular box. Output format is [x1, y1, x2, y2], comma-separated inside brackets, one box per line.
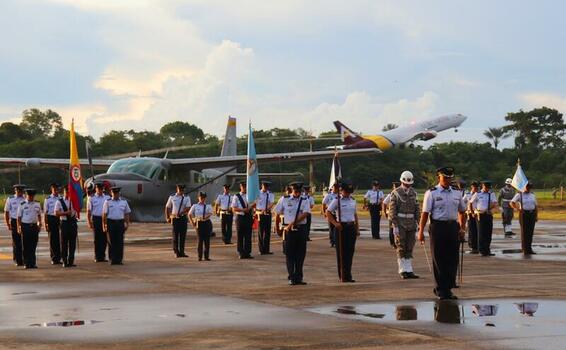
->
[107, 159, 165, 179]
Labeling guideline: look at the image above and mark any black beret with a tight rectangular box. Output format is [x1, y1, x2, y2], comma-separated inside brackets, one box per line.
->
[436, 167, 455, 178]
[25, 188, 37, 195]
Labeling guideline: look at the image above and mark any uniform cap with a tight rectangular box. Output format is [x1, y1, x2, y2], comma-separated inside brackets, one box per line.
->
[13, 184, 26, 190]
[505, 178, 513, 185]
[470, 181, 479, 187]
[289, 181, 303, 190]
[303, 185, 311, 190]
[436, 167, 455, 178]
[372, 180, 380, 186]
[223, 184, 231, 189]
[261, 180, 272, 186]
[176, 184, 186, 189]
[94, 182, 104, 188]
[111, 187, 121, 192]
[25, 188, 37, 195]
[340, 181, 354, 193]
[49, 183, 60, 188]
[198, 191, 207, 197]
[481, 180, 492, 186]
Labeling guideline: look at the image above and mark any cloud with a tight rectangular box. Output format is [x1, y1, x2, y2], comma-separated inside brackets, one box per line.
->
[520, 93, 566, 113]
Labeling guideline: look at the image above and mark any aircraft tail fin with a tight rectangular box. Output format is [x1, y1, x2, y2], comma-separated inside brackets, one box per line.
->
[333, 121, 363, 145]
[221, 116, 237, 157]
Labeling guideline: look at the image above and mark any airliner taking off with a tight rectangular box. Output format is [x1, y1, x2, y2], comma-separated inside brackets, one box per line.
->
[333, 113, 467, 150]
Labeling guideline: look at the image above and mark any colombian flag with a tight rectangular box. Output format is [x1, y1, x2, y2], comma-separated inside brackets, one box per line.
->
[69, 120, 83, 218]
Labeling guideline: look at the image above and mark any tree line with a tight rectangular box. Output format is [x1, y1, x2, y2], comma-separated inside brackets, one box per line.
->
[0, 107, 565, 192]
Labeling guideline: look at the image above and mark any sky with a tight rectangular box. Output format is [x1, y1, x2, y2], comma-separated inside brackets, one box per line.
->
[1, 0, 565, 147]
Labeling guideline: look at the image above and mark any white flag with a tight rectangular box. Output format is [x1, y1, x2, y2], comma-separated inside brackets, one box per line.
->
[511, 163, 529, 193]
[328, 153, 342, 189]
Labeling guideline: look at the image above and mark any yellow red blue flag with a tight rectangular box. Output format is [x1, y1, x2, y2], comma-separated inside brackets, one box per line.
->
[69, 120, 83, 217]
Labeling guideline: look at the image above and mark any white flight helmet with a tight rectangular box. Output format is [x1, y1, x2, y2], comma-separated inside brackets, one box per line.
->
[400, 171, 414, 185]
[505, 178, 513, 185]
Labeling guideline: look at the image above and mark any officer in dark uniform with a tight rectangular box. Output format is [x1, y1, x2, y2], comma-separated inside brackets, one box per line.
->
[215, 184, 233, 244]
[255, 181, 274, 254]
[165, 184, 191, 258]
[418, 167, 466, 300]
[231, 182, 255, 259]
[189, 192, 213, 261]
[55, 186, 78, 267]
[87, 182, 111, 262]
[4, 184, 26, 266]
[17, 188, 42, 269]
[275, 182, 311, 285]
[470, 180, 498, 256]
[102, 187, 131, 265]
[326, 181, 359, 283]
[43, 183, 62, 265]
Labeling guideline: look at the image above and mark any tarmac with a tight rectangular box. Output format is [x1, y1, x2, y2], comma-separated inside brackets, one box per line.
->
[1, 216, 566, 349]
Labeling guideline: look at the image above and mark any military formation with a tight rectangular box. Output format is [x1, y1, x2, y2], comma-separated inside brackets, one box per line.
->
[3, 167, 539, 300]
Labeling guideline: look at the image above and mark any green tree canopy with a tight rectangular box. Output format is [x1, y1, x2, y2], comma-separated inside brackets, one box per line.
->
[0, 122, 32, 144]
[160, 121, 205, 144]
[504, 107, 566, 149]
[20, 109, 63, 138]
[483, 127, 510, 149]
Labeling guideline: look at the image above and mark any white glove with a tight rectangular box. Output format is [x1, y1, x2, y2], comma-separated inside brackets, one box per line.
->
[393, 226, 400, 237]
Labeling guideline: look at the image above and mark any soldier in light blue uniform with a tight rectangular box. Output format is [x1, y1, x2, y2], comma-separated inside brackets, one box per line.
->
[418, 167, 466, 300]
[189, 192, 214, 261]
[17, 188, 42, 269]
[103, 187, 131, 265]
[165, 184, 191, 258]
[322, 183, 339, 247]
[4, 184, 26, 266]
[87, 182, 111, 262]
[470, 180, 498, 256]
[43, 183, 62, 265]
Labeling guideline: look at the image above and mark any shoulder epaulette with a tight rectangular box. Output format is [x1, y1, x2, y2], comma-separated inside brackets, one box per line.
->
[428, 186, 437, 191]
[284, 195, 290, 198]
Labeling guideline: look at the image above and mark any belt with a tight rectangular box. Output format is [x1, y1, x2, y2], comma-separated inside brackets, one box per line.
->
[431, 219, 457, 223]
[21, 222, 38, 225]
[47, 215, 58, 218]
[220, 210, 232, 214]
[196, 219, 211, 223]
[107, 219, 124, 222]
[340, 221, 356, 225]
[397, 213, 414, 219]
[477, 211, 493, 216]
[523, 210, 536, 213]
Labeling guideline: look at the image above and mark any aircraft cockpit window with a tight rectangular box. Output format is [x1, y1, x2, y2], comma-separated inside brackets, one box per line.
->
[107, 159, 165, 179]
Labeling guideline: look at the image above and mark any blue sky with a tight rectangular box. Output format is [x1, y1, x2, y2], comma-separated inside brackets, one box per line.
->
[1, 0, 564, 147]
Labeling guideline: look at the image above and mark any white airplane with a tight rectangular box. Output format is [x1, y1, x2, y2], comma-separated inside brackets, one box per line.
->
[333, 113, 467, 150]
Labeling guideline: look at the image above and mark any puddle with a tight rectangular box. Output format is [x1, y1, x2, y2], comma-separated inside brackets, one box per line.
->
[335, 306, 385, 319]
[30, 320, 101, 327]
[11, 291, 38, 296]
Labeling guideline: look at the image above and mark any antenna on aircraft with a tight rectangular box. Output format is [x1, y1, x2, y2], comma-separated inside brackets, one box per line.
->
[163, 150, 169, 159]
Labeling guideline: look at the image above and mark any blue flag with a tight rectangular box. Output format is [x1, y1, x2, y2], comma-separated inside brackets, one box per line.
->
[511, 161, 529, 193]
[246, 123, 260, 203]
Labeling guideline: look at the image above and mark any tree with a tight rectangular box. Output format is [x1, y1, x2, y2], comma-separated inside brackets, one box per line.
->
[504, 107, 566, 149]
[382, 123, 398, 132]
[483, 127, 509, 149]
[0, 122, 32, 144]
[20, 109, 63, 138]
[160, 121, 205, 144]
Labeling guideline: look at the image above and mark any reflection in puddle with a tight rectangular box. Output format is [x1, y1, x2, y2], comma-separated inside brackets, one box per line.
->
[335, 306, 385, 319]
[11, 291, 38, 296]
[30, 320, 102, 327]
[396, 305, 417, 321]
[472, 304, 498, 317]
[434, 301, 462, 324]
[514, 302, 538, 316]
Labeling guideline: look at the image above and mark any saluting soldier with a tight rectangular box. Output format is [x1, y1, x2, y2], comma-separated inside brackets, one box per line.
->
[165, 184, 191, 258]
[511, 182, 538, 255]
[215, 184, 233, 244]
[43, 183, 62, 265]
[389, 171, 420, 279]
[231, 182, 256, 259]
[470, 180, 498, 256]
[465, 181, 480, 254]
[364, 180, 384, 239]
[102, 187, 131, 265]
[499, 178, 516, 237]
[275, 182, 311, 285]
[303, 185, 315, 241]
[327, 181, 359, 283]
[255, 181, 275, 254]
[17, 188, 42, 269]
[4, 184, 26, 266]
[189, 191, 213, 261]
[322, 182, 340, 247]
[418, 167, 467, 300]
[87, 182, 111, 262]
[55, 186, 78, 267]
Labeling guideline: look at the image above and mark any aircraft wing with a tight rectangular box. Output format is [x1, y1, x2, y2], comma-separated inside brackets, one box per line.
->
[0, 157, 114, 169]
[169, 148, 380, 171]
[403, 130, 438, 143]
[226, 172, 304, 179]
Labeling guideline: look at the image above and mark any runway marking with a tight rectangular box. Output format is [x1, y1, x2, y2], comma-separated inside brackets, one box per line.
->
[0, 253, 12, 260]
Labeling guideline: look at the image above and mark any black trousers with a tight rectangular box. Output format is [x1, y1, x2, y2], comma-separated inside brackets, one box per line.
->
[47, 215, 61, 263]
[172, 216, 188, 256]
[107, 219, 125, 264]
[220, 213, 233, 243]
[520, 211, 536, 253]
[335, 223, 357, 281]
[388, 220, 395, 247]
[369, 204, 381, 239]
[21, 223, 39, 268]
[467, 216, 478, 251]
[61, 219, 78, 265]
[284, 224, 308, 282]
[236, 214, 253, 257]
[10, 218, 23, 265]
[328, 213, 336, 246]
[258, 214, 272, 254]
[92, 215, 107, 261]
[305, 213, 312, 240]
[429, 220, 459, 297]
[197, 220, 212, 259]
[477, 214, 493, 255]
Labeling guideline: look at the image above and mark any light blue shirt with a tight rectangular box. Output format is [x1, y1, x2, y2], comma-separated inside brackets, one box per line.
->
[4, 195, 26, 219]
[470, 191, 497, 212]
[275, 195, 311, 225]
[327, 196, 357, 222]
[103, 198, 131, 220]
[87, 193, 111, 217]
[422, 185, 466, 221]
[43, 194, 60, 216]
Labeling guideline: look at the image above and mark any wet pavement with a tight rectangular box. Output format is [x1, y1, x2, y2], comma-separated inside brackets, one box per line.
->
[1, 216, 566, 349]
